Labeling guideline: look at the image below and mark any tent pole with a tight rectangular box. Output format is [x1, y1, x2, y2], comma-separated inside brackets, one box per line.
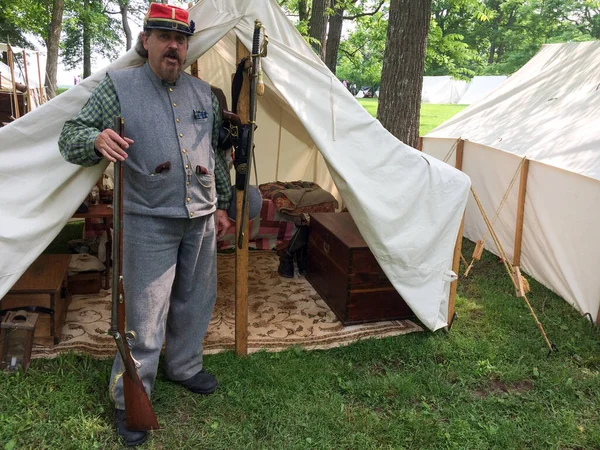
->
[448, 138, 465, 327]
[22, 50, 32, 114]
[190, 60, 198, 78]
[513, 158, 529, 297]
[36, 52, 45, 104]
[275, 107, 282, 181]
[234, 38, 251, 356]
[448, 215, 465, 326]
[455, 138, 464, 171]
[7, 45, 20, 119]
[513, 158, 529, 267]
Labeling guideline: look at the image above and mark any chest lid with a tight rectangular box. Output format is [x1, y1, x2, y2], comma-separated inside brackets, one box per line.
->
[309, 212, 367, 249]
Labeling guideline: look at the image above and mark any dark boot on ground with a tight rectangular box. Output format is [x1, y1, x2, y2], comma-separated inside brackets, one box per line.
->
[278, 253, 295, 278]
[296, 246, 308, 275]
[114, 409, 148, 447]
[173, 369, 218, 395]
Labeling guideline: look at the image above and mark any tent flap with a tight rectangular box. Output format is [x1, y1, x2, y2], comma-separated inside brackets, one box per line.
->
[0, 0, 470, 332]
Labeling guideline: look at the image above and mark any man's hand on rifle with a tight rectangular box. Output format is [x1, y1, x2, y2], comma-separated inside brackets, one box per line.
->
[215, 209, 231, 240]
[94, 129, 133, 162]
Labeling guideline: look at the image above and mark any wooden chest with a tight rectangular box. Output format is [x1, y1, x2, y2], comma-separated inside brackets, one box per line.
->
[1, 254, 71, 346]
[306, 213, 413, 325]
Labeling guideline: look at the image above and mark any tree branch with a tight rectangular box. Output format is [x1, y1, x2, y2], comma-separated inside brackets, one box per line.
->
[343, 0, 385, 20]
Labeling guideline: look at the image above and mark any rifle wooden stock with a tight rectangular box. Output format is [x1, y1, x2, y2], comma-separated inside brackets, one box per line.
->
[109, 116, 159, 431]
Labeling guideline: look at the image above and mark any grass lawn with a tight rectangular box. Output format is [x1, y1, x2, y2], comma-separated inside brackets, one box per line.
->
[1, 241, 599, 449]
[1, 105, 599, 449]
[357, 98, 467, 136]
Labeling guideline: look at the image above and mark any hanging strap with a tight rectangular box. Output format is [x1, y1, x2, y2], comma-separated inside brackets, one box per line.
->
[231, 57, 248, 115]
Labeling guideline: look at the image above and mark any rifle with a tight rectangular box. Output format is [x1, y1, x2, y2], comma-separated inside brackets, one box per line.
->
[235, 19, 267, 248]
[109, 116, 160, 431]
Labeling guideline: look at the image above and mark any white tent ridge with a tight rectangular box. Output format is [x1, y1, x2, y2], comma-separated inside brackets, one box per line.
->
[422, 41, 600, 322]
[0, 0, 470, 332]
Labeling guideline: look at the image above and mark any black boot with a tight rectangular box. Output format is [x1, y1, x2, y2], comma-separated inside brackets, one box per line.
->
[296, 246, 308, 275]
[278, 253, 295, 278]
[114, 409, 148, 447]
[173, 369, 218, 395]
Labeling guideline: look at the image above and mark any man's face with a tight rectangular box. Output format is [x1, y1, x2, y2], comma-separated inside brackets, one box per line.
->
[143, 30, 188, 82]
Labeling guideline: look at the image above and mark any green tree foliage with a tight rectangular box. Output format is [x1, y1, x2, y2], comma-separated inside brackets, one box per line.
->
[334, 0, 599, 87]
[61, 0, 121, 77]
[0, 1, 33, 48]
[336, 11, 388, 89]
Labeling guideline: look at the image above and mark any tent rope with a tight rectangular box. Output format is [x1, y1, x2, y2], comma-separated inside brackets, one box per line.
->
[463, 156, 527, 277]
[442, 138, 459, 165]
[470, 186, 553, 350]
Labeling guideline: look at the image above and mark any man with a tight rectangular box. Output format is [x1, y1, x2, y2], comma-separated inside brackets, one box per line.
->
[58, 3, 231, 446]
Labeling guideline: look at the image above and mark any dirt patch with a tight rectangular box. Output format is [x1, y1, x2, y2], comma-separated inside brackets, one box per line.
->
[473, 379, 534, 398]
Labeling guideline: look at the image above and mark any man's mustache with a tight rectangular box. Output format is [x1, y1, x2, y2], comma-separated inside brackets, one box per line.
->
[162, 50, 182, 64]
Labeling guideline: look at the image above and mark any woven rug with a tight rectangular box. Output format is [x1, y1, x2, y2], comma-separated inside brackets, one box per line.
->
[32, 251, 422, 359]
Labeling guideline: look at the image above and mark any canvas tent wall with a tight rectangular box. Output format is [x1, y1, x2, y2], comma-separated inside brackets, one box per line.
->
[422, 41, 600, 323]
[0, 0, 470, 332]
[457, 75, 507, 105]
[421, 76, 468, 104]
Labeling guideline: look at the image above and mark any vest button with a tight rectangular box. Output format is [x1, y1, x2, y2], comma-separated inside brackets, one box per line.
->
[169, 88, 173, 92]
[173, 102, 177, 107]
[182, 149, 187, 153]
[185, 164, 189, 169]
[179, 133, 183, 138]
[187, 197, 191, 202]
[176, 118, 180, 123]
[190, 212, 194, 217]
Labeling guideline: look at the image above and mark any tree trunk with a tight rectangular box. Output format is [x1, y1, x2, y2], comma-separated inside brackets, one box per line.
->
[299, 0, 309, 23]
[324, 1, 344, 73]
[120, 1, 132, 50]
[308, 0, 329, 59]
[44, 0, 64, 99]
[377, 0, 431, 148]
[488, 42, 496, 64]
[83, 0, 92, 78]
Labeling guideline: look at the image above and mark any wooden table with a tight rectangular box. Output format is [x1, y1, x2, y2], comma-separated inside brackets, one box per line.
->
[73, 204, 113, 289]
[1, 254, 71, 345]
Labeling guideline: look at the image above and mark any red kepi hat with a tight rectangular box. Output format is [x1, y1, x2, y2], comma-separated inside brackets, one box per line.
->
[144, 3, 195, 36]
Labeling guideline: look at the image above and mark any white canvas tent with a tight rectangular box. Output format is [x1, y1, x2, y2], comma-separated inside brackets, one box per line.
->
[421, 76, 468, 104]
[457, 75, 507, 105]
[0, 0, 470, 332]
[422, 41, 600, 323]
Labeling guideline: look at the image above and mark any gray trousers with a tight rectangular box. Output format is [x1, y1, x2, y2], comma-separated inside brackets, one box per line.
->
[109, 213, 217, 409]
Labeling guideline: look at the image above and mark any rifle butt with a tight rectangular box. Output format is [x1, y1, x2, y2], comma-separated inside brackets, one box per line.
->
[123, 371, 160, 431]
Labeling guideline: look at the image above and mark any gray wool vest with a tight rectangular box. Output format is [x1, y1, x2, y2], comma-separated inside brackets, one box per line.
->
[108, 62, 215, 218]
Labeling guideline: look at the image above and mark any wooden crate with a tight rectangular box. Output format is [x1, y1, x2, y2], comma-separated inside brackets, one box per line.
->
[68, 271, 102, 295]
[306, 213, 413, 325]
[1, 255, 71, 346]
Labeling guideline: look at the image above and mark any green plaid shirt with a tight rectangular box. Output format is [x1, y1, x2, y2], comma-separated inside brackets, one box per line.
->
[59, 75, 232, 210]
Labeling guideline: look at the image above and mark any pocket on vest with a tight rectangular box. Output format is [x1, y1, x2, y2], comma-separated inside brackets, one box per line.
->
[192, 172, 216, 206]
[127, 171, 172, 210]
